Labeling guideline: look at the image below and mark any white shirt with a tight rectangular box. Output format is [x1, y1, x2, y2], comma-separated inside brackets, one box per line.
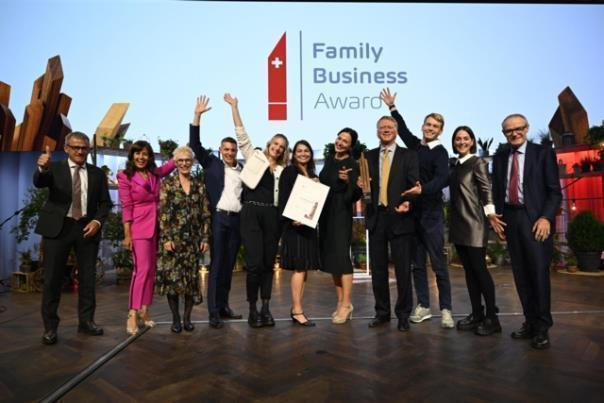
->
[421, 138, 442, 149]
[68, 159, 88, 218]
[216, 163, 243, 213]
[505, 141, 526, 204]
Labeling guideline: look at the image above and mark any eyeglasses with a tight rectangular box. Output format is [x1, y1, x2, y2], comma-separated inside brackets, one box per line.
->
[66, 144, 89, 152]
[502, 125, 527, 136]
[176, 158, 193, 165]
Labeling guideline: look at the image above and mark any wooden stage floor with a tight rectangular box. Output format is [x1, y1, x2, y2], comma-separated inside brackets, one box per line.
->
[0, 266, 603, 402]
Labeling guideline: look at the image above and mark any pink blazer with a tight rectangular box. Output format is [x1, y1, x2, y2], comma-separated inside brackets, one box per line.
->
[117, 159, 176, 240]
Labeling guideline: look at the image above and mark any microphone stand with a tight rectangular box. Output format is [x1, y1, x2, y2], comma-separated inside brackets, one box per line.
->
[0, 208, 24, 231]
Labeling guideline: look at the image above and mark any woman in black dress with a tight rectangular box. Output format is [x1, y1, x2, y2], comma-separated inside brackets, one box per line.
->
[279, 140, 321, 327]
[319, 128, 362, 324]
[449, 126, 505, 335]
[224, 93, 289, 328]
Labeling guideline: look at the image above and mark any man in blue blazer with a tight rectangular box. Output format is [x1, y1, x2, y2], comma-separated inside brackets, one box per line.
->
[492, 113, 562, 350]
[189, 96, 244, 328]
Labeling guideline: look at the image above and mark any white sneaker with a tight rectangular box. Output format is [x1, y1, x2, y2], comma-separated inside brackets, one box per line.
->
[441, 309, 454, 329]
[409, 304, 432, 323]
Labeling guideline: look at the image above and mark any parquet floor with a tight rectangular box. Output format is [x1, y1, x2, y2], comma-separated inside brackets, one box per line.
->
[0, 266, 603, 402]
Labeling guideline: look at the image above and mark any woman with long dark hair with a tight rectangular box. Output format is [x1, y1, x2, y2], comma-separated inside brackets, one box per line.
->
[224, 93, 289, 328]
[117, 140, 175, 335]
[319, 128, 362, 324]
[279, 140, 321, 326]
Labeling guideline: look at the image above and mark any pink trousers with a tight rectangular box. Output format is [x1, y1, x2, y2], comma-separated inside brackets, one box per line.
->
[129, 236, 157, 310]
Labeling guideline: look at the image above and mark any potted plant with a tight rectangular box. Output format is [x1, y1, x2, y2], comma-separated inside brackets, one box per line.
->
[158, 138, 178, 158]
[557, 159, 567, 176]
[487, 240, 508, 267]
[587, 125, 604, 145]
[477, 137, 493, 157]
[591, 153, 603, 172]
[356, 254, 367, 271]
[122, 138, 133, 151]
[572, 163, 581, 175]
[567, 211, 604, 272]
[580, 157, 592, 173]
[19, 250, 34, 272]
[102, 210, 133, 282]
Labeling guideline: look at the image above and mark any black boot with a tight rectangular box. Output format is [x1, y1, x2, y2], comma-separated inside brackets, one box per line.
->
[248, 302, 263, 328]
[260, 299, 275, 327]
[167, 294, 182, 333]
[183, 295, 195, 332]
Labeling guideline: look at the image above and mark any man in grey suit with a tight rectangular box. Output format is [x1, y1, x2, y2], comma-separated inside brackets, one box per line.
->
[492, 114, 561, 349]
[362, 115, 419, 331]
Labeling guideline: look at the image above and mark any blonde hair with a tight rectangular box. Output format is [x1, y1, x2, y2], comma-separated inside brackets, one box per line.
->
[377, 116, 398, 129]
[424, 113, 445, 130]
[265, 133, 290, 167]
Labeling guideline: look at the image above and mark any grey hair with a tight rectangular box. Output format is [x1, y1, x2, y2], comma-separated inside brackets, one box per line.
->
[65, 131, 90, 145]
[502, 113, 529, 128]
[172, 145, 194, 159]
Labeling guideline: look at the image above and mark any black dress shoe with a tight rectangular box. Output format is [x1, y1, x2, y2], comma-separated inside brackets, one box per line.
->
[219, 307, 243, 320]
[511, 322, 534, 339]
[456, 313, 484, 331]
[368, 316, 390, 328]
[209, 313, 224, 329]
[475, 317, 502, 336]
[42, 330, 58, 345]
[248, 309, 263, 328]
[183, 320, 195, 332]
[171, 322, 183, 333]
[531, 331, 550, 350]
[78, 321, 104, 336]
[260, 308, 275, 327]
[397, 318, 410, 332]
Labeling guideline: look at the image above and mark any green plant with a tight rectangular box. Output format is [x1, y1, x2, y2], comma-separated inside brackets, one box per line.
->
[494, 142, 508, 155]
[112, 249, 133, 268]
[487, 240, 507, 265]
[356, 254, 367, 264]
[587, 125, 604, 145]
[11, 187, 49, 243]
[567, 211, 604, 252]
[158, 138, 178, 157]
[477, 137, 493, 156]
[102, 210, 133, 271]
[101, 132, 124, 148]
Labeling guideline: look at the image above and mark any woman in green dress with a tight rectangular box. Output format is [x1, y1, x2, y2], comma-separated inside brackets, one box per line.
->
[319, 128, 362, 324]
[156, 146, 211, 333]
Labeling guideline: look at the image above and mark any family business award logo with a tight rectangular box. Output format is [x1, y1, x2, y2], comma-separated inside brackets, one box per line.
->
[268, 32, 287, 121]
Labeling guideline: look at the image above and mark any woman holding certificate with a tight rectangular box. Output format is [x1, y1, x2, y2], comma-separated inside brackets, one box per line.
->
[319, 128, 362, 324]
[279, 140, 321, 327]
[224, 93, 289, 329]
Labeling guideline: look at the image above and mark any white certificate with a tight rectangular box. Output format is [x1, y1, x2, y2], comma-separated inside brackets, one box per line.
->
[240, 149, 269, 189]
[282, 175, 330, 229]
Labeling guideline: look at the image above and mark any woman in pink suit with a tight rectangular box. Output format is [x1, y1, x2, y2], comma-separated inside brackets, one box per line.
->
[117, 140, 176, 335]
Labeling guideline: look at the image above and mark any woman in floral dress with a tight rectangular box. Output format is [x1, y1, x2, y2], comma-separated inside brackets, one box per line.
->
[156, 145, 211, 333]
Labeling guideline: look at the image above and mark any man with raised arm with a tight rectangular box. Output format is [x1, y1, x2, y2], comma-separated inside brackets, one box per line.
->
[380, 88, 454, 329]
[189, 95, 244, 329]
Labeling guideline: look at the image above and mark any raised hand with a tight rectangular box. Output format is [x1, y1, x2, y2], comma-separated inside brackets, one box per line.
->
[223, 93, 238, 107]
[37, 145, 52, 170]
[380, 87, 397, 107]
[194, 95, 212, 116]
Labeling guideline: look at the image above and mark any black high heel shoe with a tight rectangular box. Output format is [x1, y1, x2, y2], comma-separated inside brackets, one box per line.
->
[171, 321, 183, 333]
[291, 311, 316, 327]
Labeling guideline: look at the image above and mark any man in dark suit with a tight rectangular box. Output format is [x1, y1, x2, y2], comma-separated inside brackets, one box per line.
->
[363, 115, 420, 331]
[492, 113, 562, 350]
[189, 95, 243, 329]
[34, 132, 112, 345]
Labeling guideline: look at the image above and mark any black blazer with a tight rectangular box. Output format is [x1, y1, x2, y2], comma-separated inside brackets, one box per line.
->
[492, 142, 561, 228]
[364, 145, 419, 234]
[33, 160, 112, 239]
